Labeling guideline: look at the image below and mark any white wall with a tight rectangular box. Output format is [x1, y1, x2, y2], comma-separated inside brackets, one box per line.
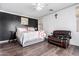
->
[41, 4, 79, 46]
[38, 19, 43, 31]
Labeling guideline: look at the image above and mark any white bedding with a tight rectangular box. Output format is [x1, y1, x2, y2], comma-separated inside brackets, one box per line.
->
[16, 29, 46, 47]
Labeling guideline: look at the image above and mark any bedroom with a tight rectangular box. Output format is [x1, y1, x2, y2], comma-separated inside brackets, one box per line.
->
[0, 3, 79, 56]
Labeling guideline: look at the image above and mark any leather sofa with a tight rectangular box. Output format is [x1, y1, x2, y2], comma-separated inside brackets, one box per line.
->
[48, 30, 71, 48]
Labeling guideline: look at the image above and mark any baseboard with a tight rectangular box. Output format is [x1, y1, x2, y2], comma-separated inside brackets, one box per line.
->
[0, 40, 9, 44]
[70, 42, 79, 46]
[0, 39, 17, 44]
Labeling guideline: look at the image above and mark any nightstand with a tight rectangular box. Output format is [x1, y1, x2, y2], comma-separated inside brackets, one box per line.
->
[9, 31, 16, 43]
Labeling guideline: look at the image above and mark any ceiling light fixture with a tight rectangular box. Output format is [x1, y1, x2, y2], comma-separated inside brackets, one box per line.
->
[32, 3, 47, 11]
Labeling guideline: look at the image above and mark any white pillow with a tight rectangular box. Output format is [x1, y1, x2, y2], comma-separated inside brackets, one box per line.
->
[17, 28, 28, 32]
[28, 27, 35, 31]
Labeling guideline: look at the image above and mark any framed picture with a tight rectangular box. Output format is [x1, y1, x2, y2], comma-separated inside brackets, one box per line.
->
[21, 17, 28, 25]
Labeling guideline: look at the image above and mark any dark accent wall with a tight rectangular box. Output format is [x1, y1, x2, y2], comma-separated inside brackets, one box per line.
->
[0, 12, 21, 41]
[0, 12, 38, 41]
[29, 18, 38, 30]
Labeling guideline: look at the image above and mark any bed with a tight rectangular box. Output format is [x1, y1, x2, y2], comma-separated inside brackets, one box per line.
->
[16, 27, 46, 47]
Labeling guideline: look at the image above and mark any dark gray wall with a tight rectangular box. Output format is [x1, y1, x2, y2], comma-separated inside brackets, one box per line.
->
[0, 12, 21, 41]
[29, 18, 38, 30]
[0, 12, 38, 41]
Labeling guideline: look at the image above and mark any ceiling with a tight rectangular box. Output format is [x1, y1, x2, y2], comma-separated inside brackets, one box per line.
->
[0, 3, 76, 19]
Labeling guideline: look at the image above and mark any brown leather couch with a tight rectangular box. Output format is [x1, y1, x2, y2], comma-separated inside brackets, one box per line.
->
[48, 30, 71, 48]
